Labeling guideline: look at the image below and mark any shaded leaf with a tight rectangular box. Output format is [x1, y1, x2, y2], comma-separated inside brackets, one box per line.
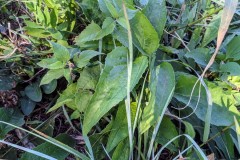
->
[20, 134, 75, 160]
[226, 36, 240, 60]
[42, 79, 57, 94]
[106, 103, 137, 152]
[25, 83, 42, 102]
[220, 62, 240, 76]
[0, 108, 24, 138]
[20, 97, 36, 116]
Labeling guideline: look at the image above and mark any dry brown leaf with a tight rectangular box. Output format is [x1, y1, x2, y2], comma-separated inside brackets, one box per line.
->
[207, 153, 215, 160]
[201, 0, 238, 77]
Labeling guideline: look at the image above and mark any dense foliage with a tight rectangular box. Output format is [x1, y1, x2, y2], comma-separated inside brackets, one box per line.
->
[0, 0, 240, 159]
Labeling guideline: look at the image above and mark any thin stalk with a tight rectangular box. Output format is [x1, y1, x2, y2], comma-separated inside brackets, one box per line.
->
[122, 1, 134, 159]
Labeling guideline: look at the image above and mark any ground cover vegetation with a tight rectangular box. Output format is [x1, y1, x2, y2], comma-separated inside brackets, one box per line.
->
[0, 0, 240, 159]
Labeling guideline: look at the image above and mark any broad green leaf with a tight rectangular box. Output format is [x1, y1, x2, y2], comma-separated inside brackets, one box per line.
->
[155, 117, 179, 152]
[99, 0, 119, 18]
[106, 103, 137, 152]
[42, 79, 57, 94]
[201, 12, 221, 47]
[112, 139, 129, 160]
[77, 66, 101, 90]
[143, 0, 167, 39]
[25, 27, 51, 38]
[75, 22, 101, 46]
[37, 58, 65, 69]
[140, 62, 175, 133]
[25, 83, 42, 102]
[49, 41, 70, 62]
[75, 90, 93, 112]
[20, 134, 75, 160]
[20, 97, 36, 116]
[0, 108, 24, 138]
[96, 17, 116, 39]
[73, 50, 102, 68]
[183, 121, 195, 138]
[48, 84, 78, 112]
[40, 69, 64, 86]
[130, 12, 159, 55]
[83, 47, 148, 135]
[185, 48, 219, 70]
[226, 36, 240, 60]
[220, 62, 240, 76]
[174, 73, 240, 126]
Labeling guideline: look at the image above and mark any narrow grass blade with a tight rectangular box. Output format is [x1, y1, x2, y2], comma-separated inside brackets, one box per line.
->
[122, 1, 134, 158]
[0, 140, 57, 160]
[154, 134, 207, 160]
[234, 116, 240, 153]
[0, 121, 90, 160]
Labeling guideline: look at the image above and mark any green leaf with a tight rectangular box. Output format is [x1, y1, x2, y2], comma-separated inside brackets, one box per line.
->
[25, 27, 51, 38]
[20, 134, 75, 160]
[220, 62, 240, 76]
[49, 41, 70, 62]
[130, 12, 159, 55]
[42, 79, 57, 94]
[83, 47, 148, 135]
[106, 103, 137, 152]
[112, 139, 129, 160]
[226, 36, 240, 60]
[99, 0, 119, 18]
[75, 90, 93, 112]
[37, 58, 65, 69]
[0, 108, 24, 138]
[185, 48, 219, 70]
[201, 12, 221, 47]
[155, 117, 179, 152]
[40, 69, 64, 86]
[143, 0, 167, 39]
[77, 66, 101, 90]
[73, 50, 102, 68]
[140, 62, 175, 133]
[96, 17, 116, 39]
[20, 97, 36, 116]
[48, 84, 78, 112]
[25, 83, 42, 102]
[75, 22, 101, 46]
[174, 73, 240, 126]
